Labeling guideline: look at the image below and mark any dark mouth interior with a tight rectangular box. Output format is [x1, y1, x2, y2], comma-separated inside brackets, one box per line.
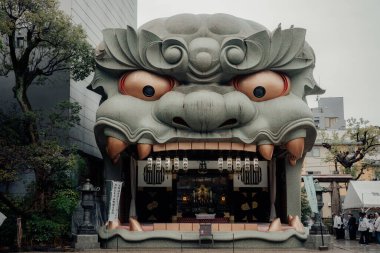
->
[172, 117, 238, 129]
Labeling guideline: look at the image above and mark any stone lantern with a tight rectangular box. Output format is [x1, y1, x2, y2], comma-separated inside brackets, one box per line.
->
[307, 180, 330, 250]
[78, 178, 100, 234]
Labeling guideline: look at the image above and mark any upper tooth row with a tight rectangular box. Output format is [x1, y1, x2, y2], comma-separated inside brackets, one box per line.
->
[106, 137, 305, 167]
[152, 142, 257, 152]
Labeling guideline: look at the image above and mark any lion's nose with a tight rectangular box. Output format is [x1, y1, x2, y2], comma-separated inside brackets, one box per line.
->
[180, 91, 228, 132]
[154, 90, 256, 132]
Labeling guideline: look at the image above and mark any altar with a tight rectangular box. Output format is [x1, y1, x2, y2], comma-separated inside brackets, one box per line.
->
[195, 213, 216, 219]
[177, 216, 229, 223]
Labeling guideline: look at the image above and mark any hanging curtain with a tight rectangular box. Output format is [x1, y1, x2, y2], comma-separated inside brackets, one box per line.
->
[129, 158, 137, 218]
[269, 160, 277, 221]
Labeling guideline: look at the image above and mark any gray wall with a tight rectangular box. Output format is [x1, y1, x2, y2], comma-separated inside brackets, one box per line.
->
[60, 0, 137, 158]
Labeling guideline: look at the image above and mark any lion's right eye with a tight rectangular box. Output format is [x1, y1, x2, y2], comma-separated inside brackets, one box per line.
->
[118, 71, 176, 101]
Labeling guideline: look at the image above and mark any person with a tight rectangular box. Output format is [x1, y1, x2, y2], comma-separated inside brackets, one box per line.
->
[348, 213, 357, 240]
[368, 213, 375, 242]
[333, 213, 344, 239]
[374, 212, 380, 244]
[358, 212, 370, 245]
[343, 214, 349, 239]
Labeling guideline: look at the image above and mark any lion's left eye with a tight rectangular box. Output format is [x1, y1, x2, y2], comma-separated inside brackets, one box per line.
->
[118, 71, 176, 101]
[233, 71, 290, 102]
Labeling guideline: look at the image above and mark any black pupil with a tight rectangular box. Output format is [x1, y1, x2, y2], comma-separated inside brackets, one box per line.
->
[253, 86, 266, 98]
[143, 85, 155, 97]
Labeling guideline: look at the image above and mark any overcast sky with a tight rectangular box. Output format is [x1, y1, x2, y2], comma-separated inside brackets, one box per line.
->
[138, 0, 380, 126]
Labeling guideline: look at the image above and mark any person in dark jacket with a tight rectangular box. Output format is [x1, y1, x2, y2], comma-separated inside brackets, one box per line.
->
[348, 214, 357, 240]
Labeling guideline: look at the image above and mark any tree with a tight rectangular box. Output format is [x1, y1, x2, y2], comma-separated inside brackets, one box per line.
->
[0, 106, 85, 248]
[322, 118, 380, 180]
[0, 0, 94, 143]
[301, 187, 312, 224]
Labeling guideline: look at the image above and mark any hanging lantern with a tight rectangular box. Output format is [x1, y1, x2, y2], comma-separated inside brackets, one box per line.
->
[253, 158, 259, 171]
[235, 157, 241, 171]
[147, 157, 153, 171]
[218, 157, 224, 172]
[227, 157, 233, 171]
[183, 158, 188, 171]
[244, 157, 250, 171]
[164, 157, 171, 173]
[173, 157, 179, 171]
[156, 157, 162, 171]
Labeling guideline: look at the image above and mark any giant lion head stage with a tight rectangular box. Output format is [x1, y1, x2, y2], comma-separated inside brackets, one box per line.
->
[89, 13, 324, 248]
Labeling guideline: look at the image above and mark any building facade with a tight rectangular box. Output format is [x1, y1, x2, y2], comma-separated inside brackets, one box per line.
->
[311, 97, 345, 130]
[304, 97, 350, 218]
[60, 0, 137, 158]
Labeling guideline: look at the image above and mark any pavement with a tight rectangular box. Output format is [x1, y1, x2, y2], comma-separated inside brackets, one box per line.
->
[20, 238, 380, 253]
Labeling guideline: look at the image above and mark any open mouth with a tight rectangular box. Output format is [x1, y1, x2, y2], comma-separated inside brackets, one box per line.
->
[105, 138, 305, 166]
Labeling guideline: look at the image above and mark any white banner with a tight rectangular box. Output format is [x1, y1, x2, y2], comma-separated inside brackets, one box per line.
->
[0, 211, 6, 227]
[107, 181, 123, 221]
[303, 175, 319, 213]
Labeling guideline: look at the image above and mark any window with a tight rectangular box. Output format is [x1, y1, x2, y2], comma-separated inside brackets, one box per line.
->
[325, 117, 338, 128]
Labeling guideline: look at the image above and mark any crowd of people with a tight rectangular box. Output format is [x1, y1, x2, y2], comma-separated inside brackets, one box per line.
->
[333, 212, 380, 245]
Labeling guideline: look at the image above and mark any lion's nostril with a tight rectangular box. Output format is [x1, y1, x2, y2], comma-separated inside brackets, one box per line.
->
[218, 118, 238, 128]
[173, 117, 190, 128]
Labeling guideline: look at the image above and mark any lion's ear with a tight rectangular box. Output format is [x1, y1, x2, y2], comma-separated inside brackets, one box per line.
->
[89, 27, 144, 101]
[87, 69, 120, 103]
[96, 27, 142, 71]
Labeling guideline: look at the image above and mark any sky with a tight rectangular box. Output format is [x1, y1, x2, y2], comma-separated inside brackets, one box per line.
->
[137, 0, 380, 126]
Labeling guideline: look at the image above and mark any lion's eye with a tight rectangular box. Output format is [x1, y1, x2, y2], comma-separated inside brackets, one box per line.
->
[118, 71, 175, 101]
[233, 71, 290, 102]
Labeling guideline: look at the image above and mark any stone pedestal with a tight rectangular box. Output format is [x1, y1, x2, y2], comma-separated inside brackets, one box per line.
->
[304, 234, 332, 250]
[73, 234, 100, 249]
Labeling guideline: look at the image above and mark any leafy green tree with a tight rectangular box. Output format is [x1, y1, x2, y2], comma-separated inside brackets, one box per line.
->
[321, 118, 380, 180]
[0, 105, 85, 248]
[0, 0, 94, 143]
[301, 187, 312, 224]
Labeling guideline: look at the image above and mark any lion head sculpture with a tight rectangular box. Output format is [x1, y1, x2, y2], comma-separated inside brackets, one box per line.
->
[90, 13, 323, 166]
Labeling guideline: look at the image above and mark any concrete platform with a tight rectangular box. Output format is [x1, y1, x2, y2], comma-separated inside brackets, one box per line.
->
[19, 237, 380, 252]
[98, 225, 308, 249]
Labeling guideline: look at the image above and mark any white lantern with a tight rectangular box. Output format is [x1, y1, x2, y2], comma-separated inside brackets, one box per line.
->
[173, 157, 179, 171]
[227, 157, 233, 171]
[147, 157, 153, 171]
[244, 157, 250, 171]
[165, 157, 171, 172]
[253, 158, 259, 171]
[218, 157, 224, 172]
[183, 158, 188, 171]
[156, 157, 162, 171]
[235, 157, 241, 171]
